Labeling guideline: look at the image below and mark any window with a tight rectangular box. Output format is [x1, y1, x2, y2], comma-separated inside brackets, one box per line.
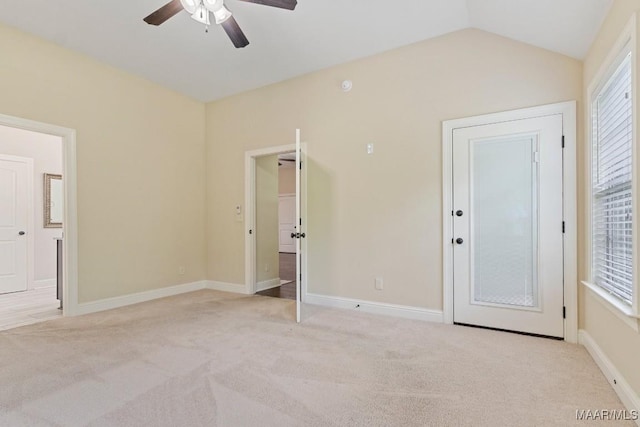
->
[591, 47, 634, 305]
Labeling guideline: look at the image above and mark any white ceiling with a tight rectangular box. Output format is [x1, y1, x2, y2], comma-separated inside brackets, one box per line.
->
[0, 0, 612, 102]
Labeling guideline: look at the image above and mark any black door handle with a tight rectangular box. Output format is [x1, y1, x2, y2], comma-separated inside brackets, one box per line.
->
[456, 238, 463, 244]
[300, 233, 306, 238]
[291, 232, 296, 238]
[18, 231, 25, 236]
[456, 210, 463, 217]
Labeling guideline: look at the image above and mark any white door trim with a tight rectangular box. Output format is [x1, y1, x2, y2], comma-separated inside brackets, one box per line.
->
[0, 154, 34, 292]
[245, 144, 296, 295]
[0, 113, 78, 317]
[442, 101, 577, 343]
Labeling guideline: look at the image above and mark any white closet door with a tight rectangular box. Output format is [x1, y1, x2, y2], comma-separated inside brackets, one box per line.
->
[278, 195, 296, 253]
[0, 157, 29, 294]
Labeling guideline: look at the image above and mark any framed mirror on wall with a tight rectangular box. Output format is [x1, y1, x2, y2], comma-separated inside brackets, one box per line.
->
[44, 173, 62, 228]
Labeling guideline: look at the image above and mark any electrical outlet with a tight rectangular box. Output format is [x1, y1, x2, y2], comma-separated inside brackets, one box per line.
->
[178, 266, 185, 275]
[375, 277, 383, 290]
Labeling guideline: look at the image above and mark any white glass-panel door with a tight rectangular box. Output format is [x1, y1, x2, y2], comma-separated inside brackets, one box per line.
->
[452, 115, 564, 337]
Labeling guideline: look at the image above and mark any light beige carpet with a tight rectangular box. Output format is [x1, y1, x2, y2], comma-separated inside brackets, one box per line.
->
[0, 290, 631, 426]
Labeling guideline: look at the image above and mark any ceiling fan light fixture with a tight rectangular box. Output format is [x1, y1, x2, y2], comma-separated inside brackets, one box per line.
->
[212, 5, 233, 24]
[202, 0, 233, 24]
[179, 0, 198, 14]
[202, 0, 220, 11]
[190, 4, 211, 25]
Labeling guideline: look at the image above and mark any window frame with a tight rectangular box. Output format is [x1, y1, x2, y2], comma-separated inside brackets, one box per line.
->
[591, 47, 633, 305]
[584, 17, 640, 329]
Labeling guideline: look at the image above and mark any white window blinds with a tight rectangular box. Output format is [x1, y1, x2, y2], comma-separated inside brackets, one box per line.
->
[592, 51, 634, 305]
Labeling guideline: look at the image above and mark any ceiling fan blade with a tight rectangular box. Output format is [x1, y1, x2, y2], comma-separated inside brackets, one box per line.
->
[144, 0, 183, 26]
[236, 0, 298, 11]
[221, 16, 250, 48]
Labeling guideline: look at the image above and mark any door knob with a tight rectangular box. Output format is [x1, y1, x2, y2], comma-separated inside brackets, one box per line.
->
[300, 233, 306, 238]
[456, 238, 463, 244]
[456, 210, 463, 217]
[291, 232, 296, 238]
[18, 231, 25, 236]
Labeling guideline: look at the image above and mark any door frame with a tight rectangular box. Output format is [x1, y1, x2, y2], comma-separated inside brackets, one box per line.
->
[0, 113, 78, 317]
[244, 144, 296, 295]
[0, 154, 34, 292]
[442, 101, 577, 343]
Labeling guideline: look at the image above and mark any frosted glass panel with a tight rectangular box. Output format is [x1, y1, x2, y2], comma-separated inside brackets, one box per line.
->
[472, 135, 538, 308]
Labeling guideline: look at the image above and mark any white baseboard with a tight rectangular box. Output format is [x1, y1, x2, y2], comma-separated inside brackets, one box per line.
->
[579, 330, 640, 425]
[256, 278, 281, 292]
[75, 281, 207, 316]
[206, 280, 250, 294]
[33, 279, 56, 289]
[305, 293, 444, 323]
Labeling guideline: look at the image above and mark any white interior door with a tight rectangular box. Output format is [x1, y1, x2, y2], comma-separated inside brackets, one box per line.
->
[452, 115, 564, 338]
[295, 129, 307, 323]
[0, 156, 29, 294]
[278, 195, 296, 253]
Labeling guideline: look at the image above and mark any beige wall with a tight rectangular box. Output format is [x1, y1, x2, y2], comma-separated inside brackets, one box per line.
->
[0, 23, 206, 303]
[279, 166, 295, 195]
[256, 155, 280, 284]
[206, 28, 582, 309]
[582, 0, 640, 401]
[0, 125, 62, 287]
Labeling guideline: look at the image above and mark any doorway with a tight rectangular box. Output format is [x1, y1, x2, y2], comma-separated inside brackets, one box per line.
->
[0, 113, 77, 325]
[254, 151, 297, 301]
[256, 152, 298, 300]
[245, 132, 308, 322]
[442, 102, 578, 342]
[0, 125, 63, 330]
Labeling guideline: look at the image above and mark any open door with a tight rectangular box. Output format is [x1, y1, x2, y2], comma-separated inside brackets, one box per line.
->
[295, 129, 307, 323]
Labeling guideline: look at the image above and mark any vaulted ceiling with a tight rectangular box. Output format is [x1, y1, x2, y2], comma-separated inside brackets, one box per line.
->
[0, 0, 612, 102]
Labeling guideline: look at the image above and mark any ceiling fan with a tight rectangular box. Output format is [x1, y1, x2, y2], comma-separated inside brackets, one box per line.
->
[143, 0, 298, 48]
